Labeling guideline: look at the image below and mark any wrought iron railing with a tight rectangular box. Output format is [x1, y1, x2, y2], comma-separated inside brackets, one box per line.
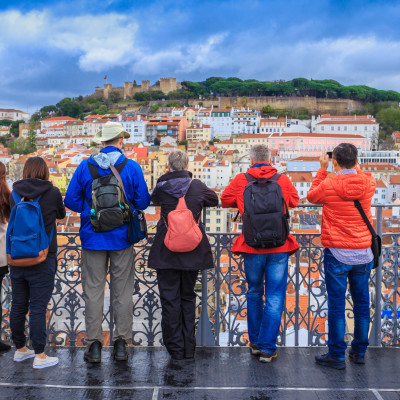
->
[0, 205, 399, 347]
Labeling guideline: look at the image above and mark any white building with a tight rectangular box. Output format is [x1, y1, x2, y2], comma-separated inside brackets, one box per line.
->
[311, 114, 379, 150]
[359, 151, 400, 165]
[373, 180, 388, 204]
[41, 116, 78, 130]
[202, 159, 232, 188]
[0, 108, 30, 122]
[118, 115, 148, 143]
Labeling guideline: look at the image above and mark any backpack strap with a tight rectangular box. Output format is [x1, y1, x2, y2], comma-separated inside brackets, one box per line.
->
[110, 163, 128, 202]
[244, 173, 256, 183]
[114, 157, 128, 174]
[87, 161, 101, 180]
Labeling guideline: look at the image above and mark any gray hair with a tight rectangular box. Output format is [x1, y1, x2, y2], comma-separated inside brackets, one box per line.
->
[168, 150, 189, 171]
[250, 144, 271, 163]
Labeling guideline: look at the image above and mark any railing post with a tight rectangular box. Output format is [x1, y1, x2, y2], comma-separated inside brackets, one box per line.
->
[370, 205, 383, 347]
[295, 251, 300, 347]
[196, 269, 215, 346]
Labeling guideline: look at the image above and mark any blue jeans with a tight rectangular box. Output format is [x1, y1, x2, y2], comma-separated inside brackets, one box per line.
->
[243, 252, 289, 353]
[324, 249, 373, 360]
[10, 257, 56, 354]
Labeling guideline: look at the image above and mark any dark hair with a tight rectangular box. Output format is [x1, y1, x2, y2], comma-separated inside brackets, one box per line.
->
[23, 157, 49, 181]
[332, 143, 358, 169]
[0, 161, 11, 223]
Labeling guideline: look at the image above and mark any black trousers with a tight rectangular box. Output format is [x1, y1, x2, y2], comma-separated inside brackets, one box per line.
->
[157, 269, 199, 358]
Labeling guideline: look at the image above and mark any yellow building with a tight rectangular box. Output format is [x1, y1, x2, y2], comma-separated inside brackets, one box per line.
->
[186, 124, 211, 142]
[188, 154, 207, 180]
[148, 151, 168, 189]
[204, 206, 228, 233]
[184, 108, 198, 125]
[50, 173, 68, 194]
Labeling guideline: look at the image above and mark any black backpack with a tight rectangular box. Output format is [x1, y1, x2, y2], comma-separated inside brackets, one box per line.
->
[86, 158, 131, 232]
[242, 173, 290, 248]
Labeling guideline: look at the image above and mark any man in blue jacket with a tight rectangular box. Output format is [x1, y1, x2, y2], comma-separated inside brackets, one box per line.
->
[64, 121, 150, 363]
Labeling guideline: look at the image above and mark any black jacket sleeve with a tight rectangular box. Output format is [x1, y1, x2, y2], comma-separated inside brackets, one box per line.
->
[55, 188, 66, 220]
[202, 182, 219, 207]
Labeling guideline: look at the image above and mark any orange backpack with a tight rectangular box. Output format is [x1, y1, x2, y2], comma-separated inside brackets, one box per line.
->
[163, 182, 202, 252]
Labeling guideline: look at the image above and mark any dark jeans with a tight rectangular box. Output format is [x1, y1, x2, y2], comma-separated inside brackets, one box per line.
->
[0, 266, 8, 333]
[243, 252, 289, 353]
[10, 257, 56, 354]
[324, 249, 373, 360]
[157, 269, 199, 358]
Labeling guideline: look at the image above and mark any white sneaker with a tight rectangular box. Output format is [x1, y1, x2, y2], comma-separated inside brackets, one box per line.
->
[14, 348, 35, 362]
[33, 355, 59, 369]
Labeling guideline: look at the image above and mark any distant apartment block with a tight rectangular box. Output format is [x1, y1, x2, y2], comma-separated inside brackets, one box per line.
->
[311, 114, 379, 149]
[0, 108, 30, 122]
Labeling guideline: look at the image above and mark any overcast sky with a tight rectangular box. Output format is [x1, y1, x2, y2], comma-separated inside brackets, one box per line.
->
[1, 0, 400, 113]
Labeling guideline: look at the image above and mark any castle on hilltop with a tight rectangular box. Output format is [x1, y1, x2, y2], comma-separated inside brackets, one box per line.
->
[93, 78, 181, 100]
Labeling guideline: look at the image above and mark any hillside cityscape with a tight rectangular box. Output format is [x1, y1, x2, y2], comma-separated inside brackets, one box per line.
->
[1, 76, 400, 346]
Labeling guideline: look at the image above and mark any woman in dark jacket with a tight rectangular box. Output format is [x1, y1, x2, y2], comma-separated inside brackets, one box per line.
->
[148, 150, 218, 360]
[8, 157, 66, 369]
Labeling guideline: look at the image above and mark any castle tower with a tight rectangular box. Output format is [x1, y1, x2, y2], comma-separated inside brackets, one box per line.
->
[160, 77, 178, 94]
[124, 81, 133, 99]
[103, 83, 113, 99]
[141, 80, 150, 92]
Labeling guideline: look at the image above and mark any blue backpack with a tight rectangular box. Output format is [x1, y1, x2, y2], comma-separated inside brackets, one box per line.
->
[6, 192, 54, 267]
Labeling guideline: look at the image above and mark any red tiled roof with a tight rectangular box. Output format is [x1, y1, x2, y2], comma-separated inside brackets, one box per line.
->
[376, 180, 387, 188]
[42, 117, 77, 122]
[216, 140, 233, 144]
[390, 176, 400, 185]
[235, 134, 270, 139]
[286, 172, 313, 182]
[260, 118, 286, 123]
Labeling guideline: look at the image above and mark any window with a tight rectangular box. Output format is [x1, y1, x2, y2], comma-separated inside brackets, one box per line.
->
[216, 227, 221, 232]
[216, 219, 221, 223]
[216, 210, 221, 215]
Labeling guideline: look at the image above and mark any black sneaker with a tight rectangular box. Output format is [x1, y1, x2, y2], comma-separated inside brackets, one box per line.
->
[349, 349, 365, 364]
[0, 340, 11, 353]
[84, 340, 102, 363]
[315, 353, 346, 370]
[249, 343, 261, 356]
[113, 339, 128, 361]
[259, 350, 277, 363]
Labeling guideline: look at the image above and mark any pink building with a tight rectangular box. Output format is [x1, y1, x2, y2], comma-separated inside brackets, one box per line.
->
[269, 132, 370, 161]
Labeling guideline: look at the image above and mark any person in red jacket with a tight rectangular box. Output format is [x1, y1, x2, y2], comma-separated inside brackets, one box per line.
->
[221, 144, 299, 363]
[307, 143, 376, 370]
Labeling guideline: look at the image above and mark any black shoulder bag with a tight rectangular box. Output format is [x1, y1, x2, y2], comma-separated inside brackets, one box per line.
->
[353, 200, 382, 269]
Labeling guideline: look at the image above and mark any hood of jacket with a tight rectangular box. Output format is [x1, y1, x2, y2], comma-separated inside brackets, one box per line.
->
[330, 170, 374, 201]
[246, 163, 278, 179]
[155, 170, 192, 198]
[92, 146, 123, 169]
[12, 178, 53, 199]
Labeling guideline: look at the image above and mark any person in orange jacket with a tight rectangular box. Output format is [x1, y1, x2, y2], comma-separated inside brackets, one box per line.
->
[221, 144, 299, 363]
[307, 143, 376, 370]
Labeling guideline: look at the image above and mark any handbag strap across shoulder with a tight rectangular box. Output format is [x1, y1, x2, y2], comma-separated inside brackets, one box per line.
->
[353, 200, 377, 238]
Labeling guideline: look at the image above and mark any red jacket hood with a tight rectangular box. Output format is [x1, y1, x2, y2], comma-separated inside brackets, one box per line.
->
[331, 170, 374, 201]
[246, 164, 278, 179]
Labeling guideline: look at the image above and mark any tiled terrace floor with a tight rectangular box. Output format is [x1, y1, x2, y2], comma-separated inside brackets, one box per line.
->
[0, 347, 399, 399]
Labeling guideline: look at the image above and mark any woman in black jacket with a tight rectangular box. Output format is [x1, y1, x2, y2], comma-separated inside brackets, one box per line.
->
[148, 150, 218, 360]
[9, 157, 66, 369]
